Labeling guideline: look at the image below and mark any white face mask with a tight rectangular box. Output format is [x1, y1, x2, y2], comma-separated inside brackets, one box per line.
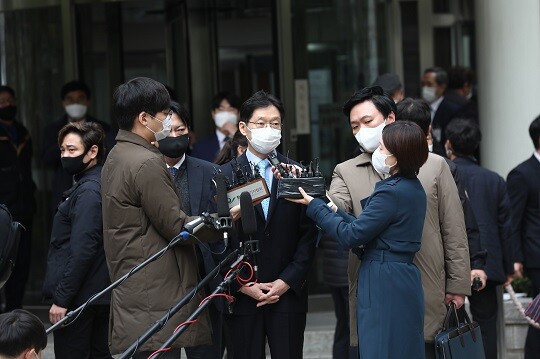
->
[428, 143, 433, 153]
[354, 120, 386, 153]
[246, 126, 281, 154]
[65, 104, 87, 120]
[372, 147, 396, 175]
[214, 111, 238, 128]
[422, 86, 438, 104]
[146, 113, 172, 141]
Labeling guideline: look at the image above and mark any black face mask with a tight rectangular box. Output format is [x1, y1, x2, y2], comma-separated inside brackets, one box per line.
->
[158, 134, 189, 158]
[61, 152, 90, 175]
[0, 105, 17, 121]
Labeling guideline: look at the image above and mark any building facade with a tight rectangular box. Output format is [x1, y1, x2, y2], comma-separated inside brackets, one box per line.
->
[1, 0, 539, 305]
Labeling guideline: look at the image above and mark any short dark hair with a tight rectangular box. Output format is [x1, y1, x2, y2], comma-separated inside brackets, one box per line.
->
[447, 66, 475, 90]
[61, 80, 91, 100]
[382, 121, 428, 177]
[0, 309, 47, 357]
[58, 121, 106, 164]
[342, 86, 397, 120]
[240, 90, 285, 123]
[529, 114, 540, 149]
[170, 101, 191, 129]
[0, 85, 16, 98]
[113, 77, 171, 131]
[211, 91, 241, 111]
[445, 118, 481, 156]
[372, 73, 402, 96]
[424, 67, 448, 86]
[214, 130, 248, 165]
[396, 98, 431, 136]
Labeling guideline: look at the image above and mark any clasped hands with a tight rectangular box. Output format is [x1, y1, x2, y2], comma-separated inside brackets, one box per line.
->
[240, 279, 290, 307]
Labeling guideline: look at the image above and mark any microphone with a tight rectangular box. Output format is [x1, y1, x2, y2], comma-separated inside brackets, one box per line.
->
[216, 173, 230, 218]
[240, 192, 259, 282]
[183, 213, 213, 234]
[214, 173, 233, 246]
[240, 192, 257, 235]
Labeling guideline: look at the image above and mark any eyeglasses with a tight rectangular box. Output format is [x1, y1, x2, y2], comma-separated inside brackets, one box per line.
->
[147, 110, 173, 123]
[248, 121, 282, 130]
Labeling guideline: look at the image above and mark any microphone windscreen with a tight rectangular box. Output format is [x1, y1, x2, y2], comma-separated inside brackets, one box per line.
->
[240, 191, 257, 235]
[215, 173, 230, 217]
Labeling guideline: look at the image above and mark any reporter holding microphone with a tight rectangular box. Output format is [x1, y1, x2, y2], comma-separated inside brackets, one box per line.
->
[290, 121, 429, 359]
[101, 78, 222, 358]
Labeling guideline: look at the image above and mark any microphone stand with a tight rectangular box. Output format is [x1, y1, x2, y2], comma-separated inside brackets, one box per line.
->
[118, 248, 239, 359]
[152, 239, 259, 358]
[46, 231, 191, 335]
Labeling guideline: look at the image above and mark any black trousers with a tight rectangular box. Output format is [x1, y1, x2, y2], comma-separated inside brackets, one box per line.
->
[525, 268, 540, 359]
[185, 304, 223, 359]
[469, 281, 499, 359]
[329, 286, 357, 359]
[4, 222, 32, 311]
[53, 305, 112, 359]
[226, 309, 306, 359]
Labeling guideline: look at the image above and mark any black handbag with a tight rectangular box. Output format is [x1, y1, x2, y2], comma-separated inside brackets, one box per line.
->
[435, 303, 485, 359]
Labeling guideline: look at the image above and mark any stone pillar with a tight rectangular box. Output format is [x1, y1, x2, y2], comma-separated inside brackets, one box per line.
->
[475, 0, 540, 177]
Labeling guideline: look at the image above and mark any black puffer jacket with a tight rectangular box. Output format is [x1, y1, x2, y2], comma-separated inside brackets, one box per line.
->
[42, 165, 110, 308]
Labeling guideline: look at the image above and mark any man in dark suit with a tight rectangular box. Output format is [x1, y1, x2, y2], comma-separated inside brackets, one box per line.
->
[445, 118, 514, 359]
[191, 92, 241, 162]
[220, 90, 317, 359]
[421, 67, 460, 156]
[161, 101, 225, 359]
[506, 115, 540, 359]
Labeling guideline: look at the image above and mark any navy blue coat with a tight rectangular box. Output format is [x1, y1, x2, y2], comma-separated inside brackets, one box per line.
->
[307, 175, 426, 359]
[191, 133, 220, 163]
[220, 151, 317, 314]
[452, 157, 514, 283]
[42, 165, 111, 308]
[507, 155, 540, 269]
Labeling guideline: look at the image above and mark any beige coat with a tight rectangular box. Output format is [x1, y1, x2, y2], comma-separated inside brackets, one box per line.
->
[329, 152, 471, 345]
[101, 130, 219, 354]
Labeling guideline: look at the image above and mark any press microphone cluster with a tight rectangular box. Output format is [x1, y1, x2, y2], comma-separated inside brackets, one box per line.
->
[221, 159, 270, 209]
[272, 155, 326, 199]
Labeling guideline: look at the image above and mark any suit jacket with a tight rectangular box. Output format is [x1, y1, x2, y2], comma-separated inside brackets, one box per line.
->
[172, 155, 226, 311]
[220, 151, 317, 314]
[330, 152, 471, 343]
[191, 132, 220, 163]
[432, 97, 460, 147]
[507, 155, 540, 269]
[453, 157, 513, 283]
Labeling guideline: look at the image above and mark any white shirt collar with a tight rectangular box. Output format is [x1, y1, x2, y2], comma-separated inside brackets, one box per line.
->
[534, 151, 540, 164]
[216, 129, 227, 149]
[430, 96, 444, 121]
[166, 154, 186, 169]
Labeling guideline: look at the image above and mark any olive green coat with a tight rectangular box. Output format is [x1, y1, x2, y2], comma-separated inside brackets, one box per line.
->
[101, 130, 219, 354]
